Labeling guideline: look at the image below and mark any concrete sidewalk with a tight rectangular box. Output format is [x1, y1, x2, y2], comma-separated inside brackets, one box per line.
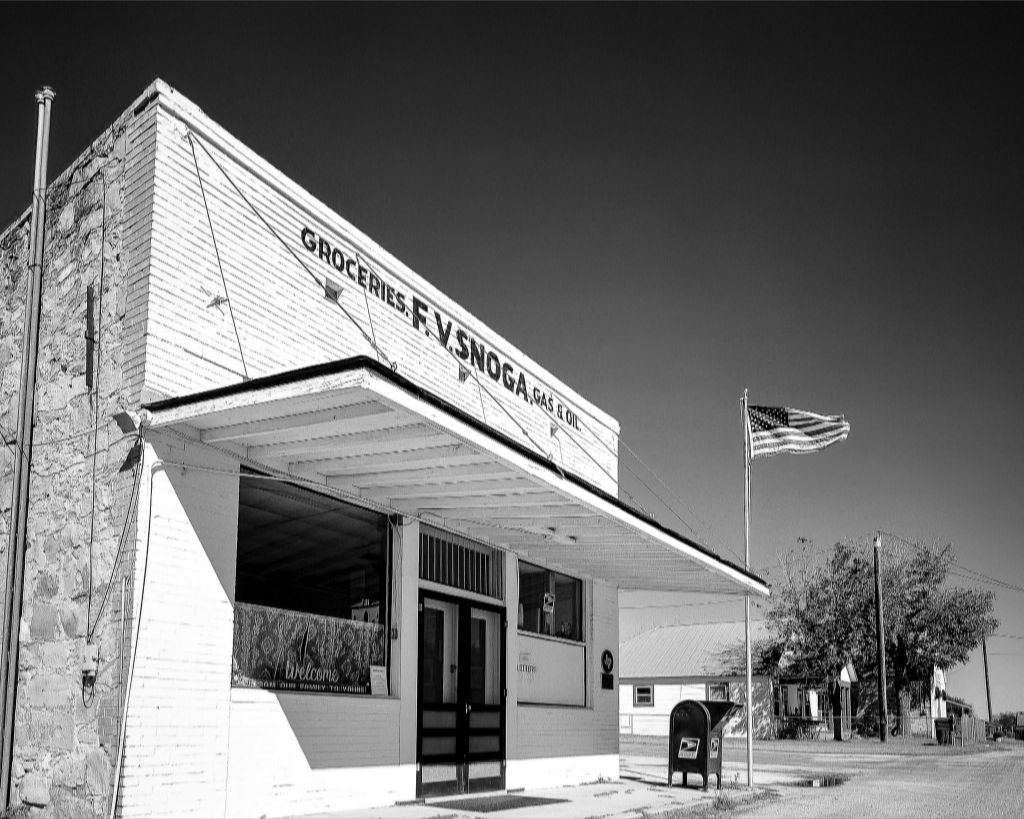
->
[621, 752, 803, 789]
[300, 755, 779, 819]
[299, 738, 969, 819]
[305, 781, 715, 819]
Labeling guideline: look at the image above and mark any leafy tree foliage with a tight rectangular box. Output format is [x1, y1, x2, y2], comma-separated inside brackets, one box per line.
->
[764, 535, 997, 718]
[992, 711, 1019, 736]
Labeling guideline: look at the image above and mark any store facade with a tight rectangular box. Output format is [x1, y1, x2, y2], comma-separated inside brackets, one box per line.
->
[0, 81, 768, 817]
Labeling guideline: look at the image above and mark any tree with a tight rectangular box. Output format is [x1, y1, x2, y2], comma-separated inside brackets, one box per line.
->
[765, 535, 997, 728]
[992, 711, 1018, 737]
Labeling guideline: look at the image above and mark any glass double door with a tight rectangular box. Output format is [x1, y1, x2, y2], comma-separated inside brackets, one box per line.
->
[418, 594, 505, 797]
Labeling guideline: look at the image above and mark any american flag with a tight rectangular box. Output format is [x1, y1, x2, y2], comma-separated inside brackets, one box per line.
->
[747, 405, 850, 460]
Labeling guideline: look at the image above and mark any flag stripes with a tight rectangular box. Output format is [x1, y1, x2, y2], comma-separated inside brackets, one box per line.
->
[747, 405, 850, 459]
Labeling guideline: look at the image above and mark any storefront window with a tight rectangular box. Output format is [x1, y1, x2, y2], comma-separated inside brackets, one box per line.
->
[517, 561, 582, 641]
[231, 470, 390, 694]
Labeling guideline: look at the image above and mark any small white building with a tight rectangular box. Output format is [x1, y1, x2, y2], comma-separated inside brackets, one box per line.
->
[619, 621, 774, 739]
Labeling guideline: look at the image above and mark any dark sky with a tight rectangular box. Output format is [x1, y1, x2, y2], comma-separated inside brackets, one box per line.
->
[3, 3, 1023, 713]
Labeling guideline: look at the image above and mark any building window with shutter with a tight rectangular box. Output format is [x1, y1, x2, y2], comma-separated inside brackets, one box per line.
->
[634, 685, 654, 707]
[707, 682, 729, 701]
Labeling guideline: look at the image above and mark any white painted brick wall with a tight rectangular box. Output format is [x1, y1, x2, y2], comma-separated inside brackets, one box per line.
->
[119, 439, 237, 818]
[222, 520, 420, 816]
[140, 88, 620, 493]
[512, 579, 619, 782]
[224, 690, 412, 817]
[121, 438, 424, 816]
[112, 82, 633, 815]
[121, 98, 159, 399]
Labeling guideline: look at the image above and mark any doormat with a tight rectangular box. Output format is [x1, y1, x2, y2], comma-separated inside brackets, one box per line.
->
[431, 794, 568, 813]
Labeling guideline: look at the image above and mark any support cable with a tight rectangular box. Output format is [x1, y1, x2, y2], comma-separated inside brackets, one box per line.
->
[187, 133, 393, 370]
[86, 432, 144, 639]
[186, 131, 724, 560]
[355, 252, 383, 366]
[187, 133, 249, 381]
[525, 379, 725, 553]
[189, 134, 559, 467]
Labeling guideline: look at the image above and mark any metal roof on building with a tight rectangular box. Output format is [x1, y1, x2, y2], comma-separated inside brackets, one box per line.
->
[620, 620, 771, 679]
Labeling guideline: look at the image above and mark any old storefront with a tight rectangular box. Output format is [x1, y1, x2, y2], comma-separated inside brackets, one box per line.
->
[0, 80, 768, 817]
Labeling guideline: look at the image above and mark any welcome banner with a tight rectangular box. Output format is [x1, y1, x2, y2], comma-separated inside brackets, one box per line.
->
[231, 602, 386, 694]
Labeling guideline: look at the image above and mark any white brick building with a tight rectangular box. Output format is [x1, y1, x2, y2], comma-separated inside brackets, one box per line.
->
[0, 80, 768, 817]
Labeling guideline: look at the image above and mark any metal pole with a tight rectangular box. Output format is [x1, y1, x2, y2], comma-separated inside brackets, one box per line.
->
[1, 86, 54, 807]
[982, 635, 993, 722]
[873, 534, 888, 742]
[742, 389, 753, 786]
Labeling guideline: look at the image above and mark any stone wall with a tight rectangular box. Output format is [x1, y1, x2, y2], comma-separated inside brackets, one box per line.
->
[0, 102, 149, 817]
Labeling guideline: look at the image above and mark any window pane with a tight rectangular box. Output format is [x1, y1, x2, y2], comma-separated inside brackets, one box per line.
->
[231, 470, 389, 695]
[469, 608, 501, 705]
[517, 561, 583, 642]
[517, 561, 546, 634]
[551, 570, 581, 641]
[708, 683, 729, 701]
[469, 617, 486, 704]
[422, 609, 445, 705]
[635, 685, 653, 706]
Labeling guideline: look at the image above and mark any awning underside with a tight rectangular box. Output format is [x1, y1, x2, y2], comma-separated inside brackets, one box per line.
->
[143, 364, 768, 597]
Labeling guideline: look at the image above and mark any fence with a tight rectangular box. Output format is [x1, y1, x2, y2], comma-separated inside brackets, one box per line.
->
[959, 715, 988, 743]
[621, 711, 992, 743]
[764, 714, 990, 743]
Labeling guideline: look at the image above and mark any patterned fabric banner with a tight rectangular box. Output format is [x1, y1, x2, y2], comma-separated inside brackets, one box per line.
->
[232, 602, 385, 694]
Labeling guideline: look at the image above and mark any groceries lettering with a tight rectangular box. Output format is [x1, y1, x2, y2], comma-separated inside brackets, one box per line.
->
[301, 225, 582, 430]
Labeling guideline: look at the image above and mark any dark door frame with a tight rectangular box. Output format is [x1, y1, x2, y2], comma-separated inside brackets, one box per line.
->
[416, 589, 507, 797]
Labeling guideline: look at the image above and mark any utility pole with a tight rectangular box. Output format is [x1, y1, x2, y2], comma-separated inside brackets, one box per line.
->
[873, 534, 888, 742]
[1, 86, 54, 807]
[982, 635, 993, 722]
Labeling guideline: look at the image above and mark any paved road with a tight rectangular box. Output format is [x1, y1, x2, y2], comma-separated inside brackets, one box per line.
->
[737, 743, 1024, 819]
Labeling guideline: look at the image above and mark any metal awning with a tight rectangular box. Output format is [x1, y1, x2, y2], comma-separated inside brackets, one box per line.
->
[142, 357, 769, 597]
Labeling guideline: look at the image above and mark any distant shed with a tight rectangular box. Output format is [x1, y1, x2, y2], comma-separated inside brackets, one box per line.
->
[619, 621, 775, 739]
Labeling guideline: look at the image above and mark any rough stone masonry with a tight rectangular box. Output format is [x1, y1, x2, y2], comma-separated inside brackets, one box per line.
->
[1, 103, 143, 817]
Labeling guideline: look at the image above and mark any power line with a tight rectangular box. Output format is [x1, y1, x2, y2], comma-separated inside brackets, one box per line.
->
[947, 568, 1024, 595]
[949, 566, 1024, 594]
[878, 530, 1024, 595]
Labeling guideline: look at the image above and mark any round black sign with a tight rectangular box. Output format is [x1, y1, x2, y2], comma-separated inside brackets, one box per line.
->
[601, 649, 614, 673]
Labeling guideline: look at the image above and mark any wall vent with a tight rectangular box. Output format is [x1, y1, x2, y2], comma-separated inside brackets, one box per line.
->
[419, 526, 504, 600]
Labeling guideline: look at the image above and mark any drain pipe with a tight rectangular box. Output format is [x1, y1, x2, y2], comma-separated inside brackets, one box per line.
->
[1, 86, 55, 807]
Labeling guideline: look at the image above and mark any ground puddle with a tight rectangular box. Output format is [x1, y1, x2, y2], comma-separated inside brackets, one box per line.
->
[796, 775, 848, 788]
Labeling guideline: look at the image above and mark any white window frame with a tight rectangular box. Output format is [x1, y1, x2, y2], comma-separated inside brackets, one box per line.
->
[633, 684, 654, 707]
[707, 682, 730, 701]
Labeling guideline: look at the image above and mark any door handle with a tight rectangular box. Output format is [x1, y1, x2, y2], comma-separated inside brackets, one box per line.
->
[450, 664, 457, 674]
[465, 703, 472, 714]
